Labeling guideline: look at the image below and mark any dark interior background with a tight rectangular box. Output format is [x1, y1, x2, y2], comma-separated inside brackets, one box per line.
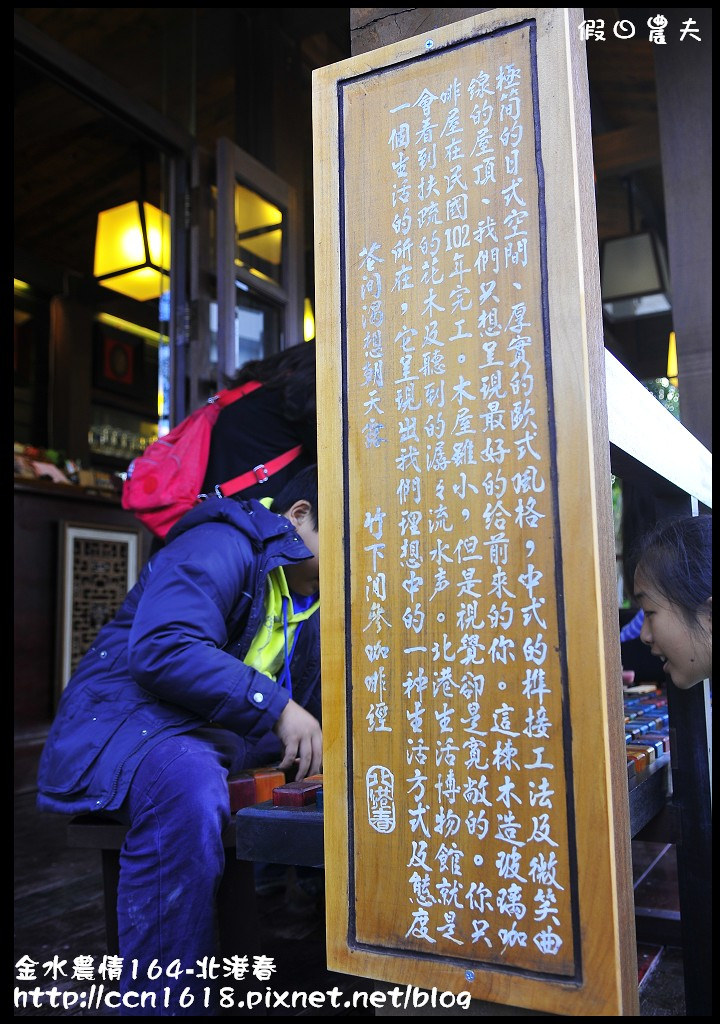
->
[14, 7, 674, 384]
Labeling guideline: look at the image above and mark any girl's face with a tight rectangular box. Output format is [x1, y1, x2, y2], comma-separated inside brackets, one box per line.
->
[634, 571, 712, 689]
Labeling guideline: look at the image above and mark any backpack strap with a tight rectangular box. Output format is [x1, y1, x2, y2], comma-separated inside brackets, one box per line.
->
[212, 379, 262, 407]
[218, 445, 304, 498]
[206, 378, 304, 498]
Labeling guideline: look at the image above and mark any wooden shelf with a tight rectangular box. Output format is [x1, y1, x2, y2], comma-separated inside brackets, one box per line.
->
[13, 475, 122, 504]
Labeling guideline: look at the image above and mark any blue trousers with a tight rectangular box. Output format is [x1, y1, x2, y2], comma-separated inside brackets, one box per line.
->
[116, 728, 246, 1016]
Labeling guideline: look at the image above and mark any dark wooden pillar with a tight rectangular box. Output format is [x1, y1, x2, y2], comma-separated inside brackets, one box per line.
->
[653, 10, 712, 453]
[49, 296, 94, 463]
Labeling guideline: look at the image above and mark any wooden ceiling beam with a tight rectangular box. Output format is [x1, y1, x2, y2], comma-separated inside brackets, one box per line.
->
[593, 123, 661, 179]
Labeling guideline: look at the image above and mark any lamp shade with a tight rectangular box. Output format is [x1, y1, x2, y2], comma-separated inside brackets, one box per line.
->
[600, 231, 671, 321]
[94, 200, 170, 302]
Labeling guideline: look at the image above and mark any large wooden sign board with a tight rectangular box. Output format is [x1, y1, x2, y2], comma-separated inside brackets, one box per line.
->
[313, 9, 638, 1015]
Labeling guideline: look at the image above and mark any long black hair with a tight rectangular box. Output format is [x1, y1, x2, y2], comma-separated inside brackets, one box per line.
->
[229, 340, 316, 423]
[632, 513, 712, 631]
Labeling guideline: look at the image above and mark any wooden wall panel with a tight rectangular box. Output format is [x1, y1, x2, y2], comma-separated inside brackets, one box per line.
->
[14, 482, 152, 730]
[314, 8, 638, 1015]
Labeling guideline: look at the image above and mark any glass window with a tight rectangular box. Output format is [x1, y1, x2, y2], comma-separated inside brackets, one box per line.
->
[215, 137, 303, 379]
[234, 184, 284, 287]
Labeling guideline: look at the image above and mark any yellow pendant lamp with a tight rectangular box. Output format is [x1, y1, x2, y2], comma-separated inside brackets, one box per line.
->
[94, 199, 170, 303]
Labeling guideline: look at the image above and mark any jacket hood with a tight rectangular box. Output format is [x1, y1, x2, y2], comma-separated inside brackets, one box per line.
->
[166, 495, 297, 553]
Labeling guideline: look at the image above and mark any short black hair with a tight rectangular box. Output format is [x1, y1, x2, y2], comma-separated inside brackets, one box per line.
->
[270, 464, 318, 528]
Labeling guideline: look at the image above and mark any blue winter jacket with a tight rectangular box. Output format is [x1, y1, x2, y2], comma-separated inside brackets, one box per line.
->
[36, 497, 321, 815]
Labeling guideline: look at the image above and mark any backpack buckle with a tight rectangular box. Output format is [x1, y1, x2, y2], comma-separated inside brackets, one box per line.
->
[253, 464, 269, 484]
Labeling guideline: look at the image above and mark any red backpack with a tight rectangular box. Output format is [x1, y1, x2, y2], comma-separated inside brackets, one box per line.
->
[121, 381, 302, 538]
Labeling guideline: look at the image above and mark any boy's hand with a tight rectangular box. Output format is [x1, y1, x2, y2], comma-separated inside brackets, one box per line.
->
[272, 699, 322, 780]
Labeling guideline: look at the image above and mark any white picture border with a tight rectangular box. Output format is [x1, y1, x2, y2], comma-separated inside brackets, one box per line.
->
[57, 521, 142, 694]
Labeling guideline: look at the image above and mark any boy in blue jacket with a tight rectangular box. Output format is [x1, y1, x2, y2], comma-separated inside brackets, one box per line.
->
[37, 465, 322, 1015]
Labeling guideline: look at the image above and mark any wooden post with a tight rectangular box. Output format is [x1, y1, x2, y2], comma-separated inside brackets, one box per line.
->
[653, 8, 712, 453]
[314, 9, 639, 1015]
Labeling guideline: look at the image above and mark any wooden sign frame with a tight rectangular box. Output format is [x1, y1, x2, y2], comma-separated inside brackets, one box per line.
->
[313, 9, 638, 1015]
